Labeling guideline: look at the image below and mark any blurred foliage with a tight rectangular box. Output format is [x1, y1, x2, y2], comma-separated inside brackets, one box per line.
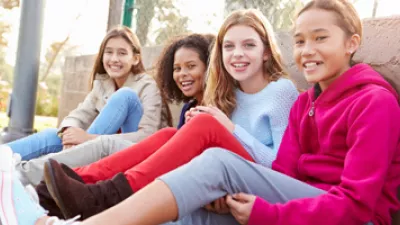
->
[135, 0, 189, 46]
[225, 0, 304, 31]
[0, 0, 19, 10]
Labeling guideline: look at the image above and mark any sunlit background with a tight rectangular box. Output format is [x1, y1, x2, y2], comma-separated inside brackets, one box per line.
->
[0, 0, 398, 130]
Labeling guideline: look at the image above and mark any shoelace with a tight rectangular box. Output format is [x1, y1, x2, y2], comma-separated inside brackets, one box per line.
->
[45, 216, 81, 225]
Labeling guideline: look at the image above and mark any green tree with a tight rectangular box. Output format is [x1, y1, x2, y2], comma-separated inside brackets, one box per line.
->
[134, 0, 189, 46]
[224, 0, 304, 30]
[135, 0, 158, 46]
[153, 0, 189, 45]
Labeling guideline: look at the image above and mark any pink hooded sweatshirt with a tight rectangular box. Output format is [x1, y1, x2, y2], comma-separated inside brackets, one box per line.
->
[248, 64, 400, 225]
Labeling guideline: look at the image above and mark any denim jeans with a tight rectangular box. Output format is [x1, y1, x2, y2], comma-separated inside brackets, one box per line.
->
[5, 87, 143, 160]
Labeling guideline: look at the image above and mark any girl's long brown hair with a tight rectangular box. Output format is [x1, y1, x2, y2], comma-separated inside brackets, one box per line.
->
[89, 26, 145, 89]
[203, 9, 288, 117]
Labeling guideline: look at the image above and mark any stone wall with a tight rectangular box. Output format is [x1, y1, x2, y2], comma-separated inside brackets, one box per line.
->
[58, 16, 400, 126]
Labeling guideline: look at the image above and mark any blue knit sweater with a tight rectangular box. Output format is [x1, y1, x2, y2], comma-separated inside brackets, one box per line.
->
[231, 78, 298, 167]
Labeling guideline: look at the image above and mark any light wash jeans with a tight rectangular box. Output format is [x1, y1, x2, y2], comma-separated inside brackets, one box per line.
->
[5, 87, 143, 161]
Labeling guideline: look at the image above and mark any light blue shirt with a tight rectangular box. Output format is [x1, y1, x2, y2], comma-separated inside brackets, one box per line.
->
[231, 78, 298, 167]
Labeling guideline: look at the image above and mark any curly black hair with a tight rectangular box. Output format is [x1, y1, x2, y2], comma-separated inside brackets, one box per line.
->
[155, 33, 215, 103]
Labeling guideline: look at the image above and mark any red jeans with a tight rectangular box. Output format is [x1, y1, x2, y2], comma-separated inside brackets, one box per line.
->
[73, 114, 255, 191]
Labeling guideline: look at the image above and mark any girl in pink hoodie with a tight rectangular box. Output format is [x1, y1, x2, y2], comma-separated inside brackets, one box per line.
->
[1, 1, 399, 225]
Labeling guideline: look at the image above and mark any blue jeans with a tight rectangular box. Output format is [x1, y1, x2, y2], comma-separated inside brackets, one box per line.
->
[6, 87, 143, 160]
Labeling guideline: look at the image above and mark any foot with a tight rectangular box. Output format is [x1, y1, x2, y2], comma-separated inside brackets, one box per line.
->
[44, 159, 133, 220]
[36, 162, 84, 218]
[60, 163, 84, 183]
[0, 146, 47, 225]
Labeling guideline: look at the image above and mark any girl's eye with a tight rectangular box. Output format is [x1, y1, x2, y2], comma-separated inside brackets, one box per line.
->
[118, 52, 127, 55]
[295, 40, 304, 45]
[104, 51, 113, 54]
[173, 67, 180, 72]
[223, 44, 234, 49]
[188, 64, 195, 69]
[244, 43, 255, 48]
[316, 36, 327, 41]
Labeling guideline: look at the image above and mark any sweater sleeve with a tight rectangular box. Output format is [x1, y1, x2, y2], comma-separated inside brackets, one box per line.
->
[59, 83, 99, 131]
[232, 80, 298, 167]
[248, 90, 400, 225]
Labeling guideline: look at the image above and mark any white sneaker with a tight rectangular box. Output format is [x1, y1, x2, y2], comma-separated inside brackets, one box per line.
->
[45, 216, 81, 225]
[0, 147, 46, 225]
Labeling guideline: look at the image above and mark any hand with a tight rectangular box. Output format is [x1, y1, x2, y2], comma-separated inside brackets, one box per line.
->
[185, 108, 197, 124]
[226, 193, 256, 225]
[204, 196, 230, 214]
[61, 127, 97, 145]
[195, 106, 235, 132]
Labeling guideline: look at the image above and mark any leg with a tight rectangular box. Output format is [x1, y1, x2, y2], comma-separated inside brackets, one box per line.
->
[5, 128, 63, 160]
[0, 148, 81, 225]
[73, 127, 177, 183]
[86, 88, 143, 135]
[81, 149, 323, 225]
[124, 114, 255, 191]
[159, 148, 325, 222]
[44, 115, 255, 219]
[16, 136, 134, 186]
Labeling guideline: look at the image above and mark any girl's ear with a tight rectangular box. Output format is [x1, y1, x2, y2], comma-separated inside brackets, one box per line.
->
[346, 34, 361, 55]
[263, 49, 270, 62]
[131, 54, 140, 66]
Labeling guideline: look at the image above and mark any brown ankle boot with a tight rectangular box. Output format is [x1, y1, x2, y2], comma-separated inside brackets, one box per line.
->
[36, 162, 84, 218]
[44, 159, 133, 220]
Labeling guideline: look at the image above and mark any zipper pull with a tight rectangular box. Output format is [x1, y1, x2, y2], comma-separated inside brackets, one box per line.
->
[309, 102, 315, 117]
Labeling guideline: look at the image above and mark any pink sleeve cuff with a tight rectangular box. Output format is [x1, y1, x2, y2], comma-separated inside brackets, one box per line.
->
[248, 197, 271, 225]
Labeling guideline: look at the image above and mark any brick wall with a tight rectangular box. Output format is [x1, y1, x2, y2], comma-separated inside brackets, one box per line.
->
[58, 16, 400, 126]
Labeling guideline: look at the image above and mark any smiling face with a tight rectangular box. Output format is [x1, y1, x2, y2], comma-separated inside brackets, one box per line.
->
[222, 25, 269, 91]
[293, 8, 358, 91]
[102, 36, 139, 87]
[173, 47, 206, 101]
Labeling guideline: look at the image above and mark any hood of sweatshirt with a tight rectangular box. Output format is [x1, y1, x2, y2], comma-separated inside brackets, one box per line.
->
[307, 63, 399, 103]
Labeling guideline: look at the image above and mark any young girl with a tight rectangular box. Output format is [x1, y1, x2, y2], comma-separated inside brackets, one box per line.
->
[6, 1, 399, 225]
[1, 26, 164, 161]
[0, 8, 298, 224]
[13, 33, 213, 188]
[157, 33, 216, 128]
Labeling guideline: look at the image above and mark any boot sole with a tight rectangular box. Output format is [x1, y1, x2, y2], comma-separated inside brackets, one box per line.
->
[0, 146, 18, 225]
[44, 160, 75, 219]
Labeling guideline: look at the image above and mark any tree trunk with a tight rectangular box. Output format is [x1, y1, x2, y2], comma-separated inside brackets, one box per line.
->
[107, 0, 124, 31]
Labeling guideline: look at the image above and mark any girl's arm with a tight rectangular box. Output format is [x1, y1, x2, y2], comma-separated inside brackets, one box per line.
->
[248, 90, 400, 225]
[59, 83, 100, 131]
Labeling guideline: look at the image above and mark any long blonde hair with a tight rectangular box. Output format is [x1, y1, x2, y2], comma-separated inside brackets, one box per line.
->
[203, 9, 288, 117]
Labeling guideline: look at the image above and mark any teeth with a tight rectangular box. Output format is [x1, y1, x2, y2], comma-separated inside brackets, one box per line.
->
[304, 62, 318, 68]
[233, 63, 247, 68]
[181, 81, 194, 86]
[110, 65, 121, 70]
